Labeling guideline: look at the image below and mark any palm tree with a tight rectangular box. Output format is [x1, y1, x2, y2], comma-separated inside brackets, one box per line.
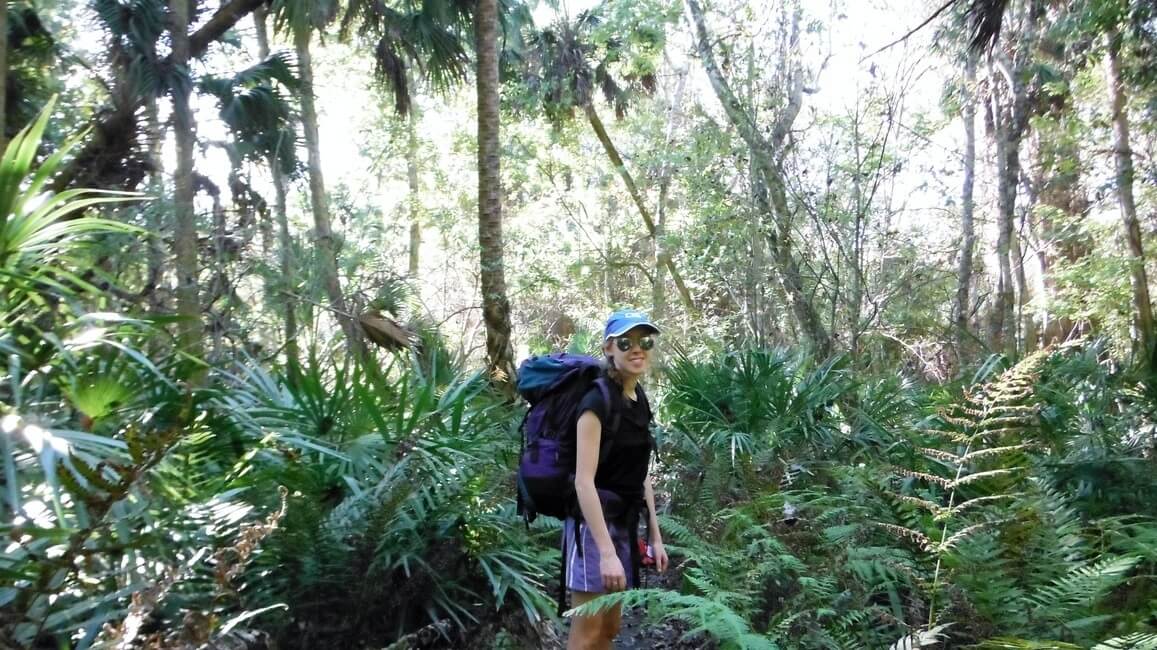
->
[199, 42, 304, 362]
[57, 0, 276, 193]
[253, 5, 301, 364]
[270, 0, 367, 356]
[474, 0, 516, 389]
[338, 0, 526, 378]
[524, 8, 696, 313]
[962, 0, 1011, 51]
[169, 0, 201, 357]
[339, 0, 471, 117]
[270, 0, 480, 358]
[337, 0, 473, 295]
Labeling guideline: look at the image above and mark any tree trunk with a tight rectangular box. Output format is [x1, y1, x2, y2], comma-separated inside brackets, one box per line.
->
[1030, 15, 1085, 345]
[1011, 207, 1036, 351]
[271, 161, 298, 362]
[953, 56, 978, 349]
[848, 107, 866, 358]
[989, 60, 1021, 359]
[475, 0, 516, 390]
[1105, 29, 1154, 361]
[0, 0, 8, 150]
[743, 46, 769, 347]
[652, 66, 688, 323]
[170, 0, 201, 356]
[143, 94, 165, 311]
[206, 177, 229, 361]
[294, 27, 364, 355]
[653, 173, 668, 321]
[189, 0, 267, 56]
[604, 194, 620, 305]
[408, 107, 421, 278]
[685, 0, 831, 357]
[583, 102, 695, 314]
[749, 152, 775, 346]
[255, 7, 298, 363]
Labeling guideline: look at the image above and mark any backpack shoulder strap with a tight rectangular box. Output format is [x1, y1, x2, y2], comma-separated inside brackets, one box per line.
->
[637, 385, 658, 461]
[636, 384, 652, 421]
[593, 376, 622, 432]
[592, 376, 620, 464]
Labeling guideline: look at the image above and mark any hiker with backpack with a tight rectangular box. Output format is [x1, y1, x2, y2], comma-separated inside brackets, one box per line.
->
[514, 309, 669, 650]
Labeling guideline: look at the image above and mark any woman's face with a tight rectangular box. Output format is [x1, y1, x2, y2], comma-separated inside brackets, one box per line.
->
[604, 326, 657, 377]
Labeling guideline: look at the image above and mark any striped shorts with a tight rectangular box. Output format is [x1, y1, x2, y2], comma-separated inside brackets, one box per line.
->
[563, 516, 635, 593]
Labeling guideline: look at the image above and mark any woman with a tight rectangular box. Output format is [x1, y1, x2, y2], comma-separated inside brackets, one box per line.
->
[566, 309, 670, 650]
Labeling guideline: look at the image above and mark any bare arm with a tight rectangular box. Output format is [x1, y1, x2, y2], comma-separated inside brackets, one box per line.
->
[574, 411, 616, 557]
[574, 410, 627, 590]
[644, 473, 669, 572]
[644, 476, 662, 544]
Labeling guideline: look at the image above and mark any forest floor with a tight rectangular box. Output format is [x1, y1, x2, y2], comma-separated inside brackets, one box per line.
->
[377, 558, 709, 649]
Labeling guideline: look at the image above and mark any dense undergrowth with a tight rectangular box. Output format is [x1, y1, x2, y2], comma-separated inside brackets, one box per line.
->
[3, 109, 1156, 649]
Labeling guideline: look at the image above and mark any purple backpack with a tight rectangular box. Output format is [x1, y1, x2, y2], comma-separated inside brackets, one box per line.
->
[515, 353, 620, 523]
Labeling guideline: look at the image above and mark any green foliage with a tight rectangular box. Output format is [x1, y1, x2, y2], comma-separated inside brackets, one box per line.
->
[0, 99, 137, 327]
[221, 353, 550, 647]
[6, 4, 64, 139]
[660, 348, 852, 514]
[7, 1, 1157, 646]
[568, 588, 779, 649]
[199, 52, 303, 177]
[519, 0, 672, 124]
[642, 344, 1156, 648]
[336, 0, 473, 115]
[91, 0, 174, 98]
[0, 136, 287, 641]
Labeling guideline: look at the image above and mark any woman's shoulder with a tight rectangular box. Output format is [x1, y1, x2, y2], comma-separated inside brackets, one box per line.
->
[579, 382, 612, 409]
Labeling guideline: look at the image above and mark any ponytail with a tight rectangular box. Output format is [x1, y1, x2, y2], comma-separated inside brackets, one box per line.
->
[602, 353, 625, 386]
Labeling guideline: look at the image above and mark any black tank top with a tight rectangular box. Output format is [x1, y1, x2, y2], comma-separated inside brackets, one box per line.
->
[576, 382, 652, 500]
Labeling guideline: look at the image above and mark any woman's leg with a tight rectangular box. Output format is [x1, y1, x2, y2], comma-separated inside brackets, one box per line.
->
[601, 597, 623, 642]
[567, 591, 621, 650]
[562, 518, 629, 649]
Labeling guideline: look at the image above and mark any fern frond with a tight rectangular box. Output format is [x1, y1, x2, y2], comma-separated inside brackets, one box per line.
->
[566, 589, 779, 649]
[966, 426, 1032, 440]
[937, 494, 1018, 520]
[1093, 633, 1157, 650]
[976, 415, 1038, 429]
[919, 447, 961, 463]
[938, 519, 1008, 552]
[958, 445, 1037, 463]
[1027, 555, 1140, 620]
[893, 493, 943, 515]
[975, 638, 1083, 649]
[874, 522, 934, 552]
[922, 428, 968, 440]
[940, 414, 977, 428]
[949, 468, 1021, 488]
[983, 405, 1040, 415]
[893, 468, 952, 488]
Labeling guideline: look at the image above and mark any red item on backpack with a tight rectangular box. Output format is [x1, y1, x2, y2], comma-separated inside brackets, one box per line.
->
[637, 539, 655, 567]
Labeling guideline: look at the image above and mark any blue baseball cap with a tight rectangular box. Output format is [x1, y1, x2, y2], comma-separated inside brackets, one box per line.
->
[604, 309, 661, 339]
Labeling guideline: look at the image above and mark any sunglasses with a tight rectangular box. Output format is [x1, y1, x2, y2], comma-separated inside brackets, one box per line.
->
[614, 335, 656, 352]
